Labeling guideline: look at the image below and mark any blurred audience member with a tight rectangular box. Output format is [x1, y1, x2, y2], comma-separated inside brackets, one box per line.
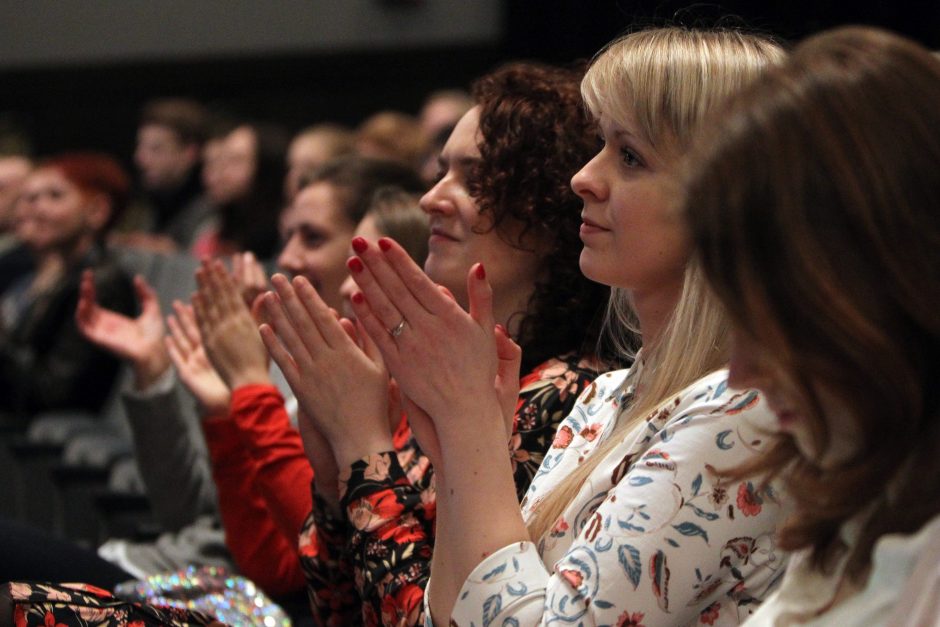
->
[114, 98, 213, 253]
[284, 123, 355, 200]
[418, 89, 473, 140]
[355, 111, 429, 172]
[0, 155, 34, 295]
[0, 154, 31, 254]
[338, 186, 428, 319]
[193, 121, 289, 260]
[417, 90, 472, 184]
[0, 153, 134, 420]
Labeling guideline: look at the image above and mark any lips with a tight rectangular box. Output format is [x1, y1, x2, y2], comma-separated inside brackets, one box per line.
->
[429, 226, 460, 243]
[580, 215, 609, 237]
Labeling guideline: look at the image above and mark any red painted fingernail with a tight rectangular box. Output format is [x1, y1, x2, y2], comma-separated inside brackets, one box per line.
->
[475, 263, 486, 279]
[351, 292, 365, 304]
[347, 257, 364, 273]
[351, 237, 368, 254]
[378, 237, 392, 252]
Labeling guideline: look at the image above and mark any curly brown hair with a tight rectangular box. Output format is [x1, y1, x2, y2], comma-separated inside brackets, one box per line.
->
[468, 62, 612, 370]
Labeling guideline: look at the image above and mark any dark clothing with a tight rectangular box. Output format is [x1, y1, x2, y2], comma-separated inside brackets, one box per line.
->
[142, 170, 216, 250]
[0, 245, 135, 420]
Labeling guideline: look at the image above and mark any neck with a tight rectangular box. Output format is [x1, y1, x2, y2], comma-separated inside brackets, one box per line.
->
[491, 281, 536, 340]
[631, 281, 683, 353]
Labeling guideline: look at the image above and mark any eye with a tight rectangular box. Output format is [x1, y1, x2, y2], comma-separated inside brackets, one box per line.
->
[620, 146, 643, 168]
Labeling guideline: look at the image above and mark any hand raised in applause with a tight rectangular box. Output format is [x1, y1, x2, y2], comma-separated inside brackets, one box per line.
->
[259, 273, 394, 471]
[231, 251, 270, 320]
[75, 269, 169, 390]
[348, 237, 509, 454]
[165, 301, 230, 416]
[192, 259, 271, 390]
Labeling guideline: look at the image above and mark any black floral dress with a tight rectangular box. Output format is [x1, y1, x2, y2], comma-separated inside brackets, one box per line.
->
[299, 355, 601, 626]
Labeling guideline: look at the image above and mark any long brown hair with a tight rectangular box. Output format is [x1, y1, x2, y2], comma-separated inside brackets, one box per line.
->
[684, 26, 940, 578]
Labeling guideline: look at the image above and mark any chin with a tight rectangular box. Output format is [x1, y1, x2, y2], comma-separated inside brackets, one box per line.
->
[578, 252, 613, 287]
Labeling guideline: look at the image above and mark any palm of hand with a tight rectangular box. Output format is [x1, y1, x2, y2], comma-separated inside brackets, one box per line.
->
[174, 342, 229, 412]
[201, 310, 269, 389]
[81, 302, 165, 363]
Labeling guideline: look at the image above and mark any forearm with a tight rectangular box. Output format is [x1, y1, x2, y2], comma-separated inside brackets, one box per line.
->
[203, 415, 305, 596]
[230, 385, 314, 540]
[123, 378, 219, 529]
[430, 418, 529, 624]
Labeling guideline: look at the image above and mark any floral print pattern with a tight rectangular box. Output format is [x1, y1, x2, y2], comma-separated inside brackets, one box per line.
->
[2, 582, 219, 626]
[450, 366, 787, 626]
[300, 356, 598, 626]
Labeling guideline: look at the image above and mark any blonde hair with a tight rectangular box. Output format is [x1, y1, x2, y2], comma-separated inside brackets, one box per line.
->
[527, 27, 784, 542]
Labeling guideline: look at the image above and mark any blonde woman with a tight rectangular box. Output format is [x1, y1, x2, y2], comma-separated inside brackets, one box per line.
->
[346, 28, 788, 626]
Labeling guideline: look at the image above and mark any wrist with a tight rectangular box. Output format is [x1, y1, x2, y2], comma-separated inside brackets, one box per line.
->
[333, 434, 396, 472]
[225, 366, 271, 390]
[132, 347, 171, 391]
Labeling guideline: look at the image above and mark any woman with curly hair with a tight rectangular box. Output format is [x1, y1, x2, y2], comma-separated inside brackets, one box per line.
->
[342, 27, 787, 625]
[260, 61, 612, 625]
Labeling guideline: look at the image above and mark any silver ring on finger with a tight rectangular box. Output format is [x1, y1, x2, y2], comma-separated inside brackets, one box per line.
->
[388, 318, 407, 338]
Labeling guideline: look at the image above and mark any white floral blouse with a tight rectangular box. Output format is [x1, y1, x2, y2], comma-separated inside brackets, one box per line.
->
[447, 364, 787, 626]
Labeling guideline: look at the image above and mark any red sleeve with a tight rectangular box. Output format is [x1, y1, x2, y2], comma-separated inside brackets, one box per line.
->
[229, 384, 314, 545]
[202, 414, 306, 596]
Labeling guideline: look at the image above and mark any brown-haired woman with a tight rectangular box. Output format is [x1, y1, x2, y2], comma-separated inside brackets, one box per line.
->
[260, 61, 612, 625]
[685, 26, 940, 625]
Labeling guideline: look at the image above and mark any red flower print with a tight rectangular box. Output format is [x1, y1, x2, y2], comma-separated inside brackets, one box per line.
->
[552, 425, 574, 449]
[699, 602, 721, 625]
[550, 517, 569, 537]
[736, 482, 763, 517]
[298, 525, 320, 558]
[379, 583, 424, 627]
[616, 611, 646, 627]
[580, 423, 603, 442]
[348, 490, 405, 532]
[559, 568, 584, 589]
[128, 622, 146, 627]
[13, 605, 26, 627]
[44, 612, 67, 627]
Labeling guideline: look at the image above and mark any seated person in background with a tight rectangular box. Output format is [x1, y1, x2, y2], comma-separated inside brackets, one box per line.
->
[416, 89, 472, 184]
[284, 123, 355, 200]
[0, 152, 134, 421]
[193, 120, 290, 260]
[684, 26, 940, 626]
[0, 154, 34, 295]
[77, 158, 425, 599]
[113, 98, 213, 254]
[355, 111, 430, 174]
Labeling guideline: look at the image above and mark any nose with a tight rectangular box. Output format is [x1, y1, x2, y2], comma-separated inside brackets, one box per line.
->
[727, 328, 767, 391]
[276, 234, 303, 276]
[338, 273, 357, 317]
[571, 152, 608, 203]
[419, 178, 455, 217]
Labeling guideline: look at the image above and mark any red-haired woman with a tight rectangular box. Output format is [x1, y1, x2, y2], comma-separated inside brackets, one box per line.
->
[0, 152, 135, 420]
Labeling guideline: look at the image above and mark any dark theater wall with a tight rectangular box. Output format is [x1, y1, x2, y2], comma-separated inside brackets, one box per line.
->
[0, 1, 937, 162]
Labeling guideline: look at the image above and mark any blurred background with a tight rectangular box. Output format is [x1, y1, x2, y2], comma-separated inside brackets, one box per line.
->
[1, 0, 937, 160]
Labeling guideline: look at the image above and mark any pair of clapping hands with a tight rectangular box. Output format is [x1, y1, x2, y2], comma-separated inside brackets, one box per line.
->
[75, 252, 271, 417]
[77, 240, 522, 496]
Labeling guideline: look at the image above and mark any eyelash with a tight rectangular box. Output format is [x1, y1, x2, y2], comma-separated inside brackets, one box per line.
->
[620, 146, 642, 168]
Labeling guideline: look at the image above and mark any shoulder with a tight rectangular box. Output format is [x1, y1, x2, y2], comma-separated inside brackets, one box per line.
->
[661, 369, 775, 432]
